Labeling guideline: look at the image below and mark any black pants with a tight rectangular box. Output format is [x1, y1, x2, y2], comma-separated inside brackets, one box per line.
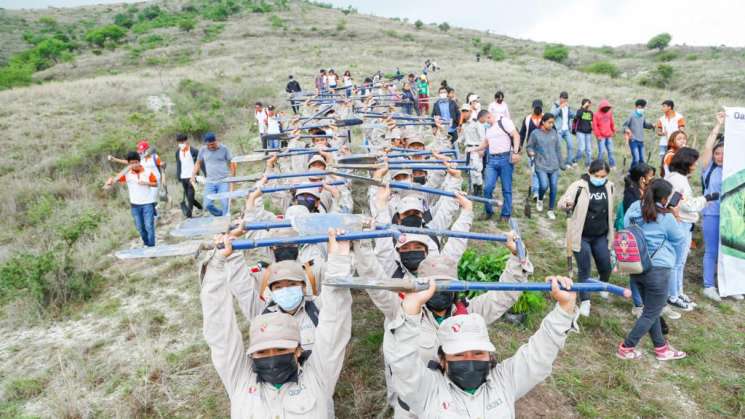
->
[573, 234, 612, 301]
[180, 178, 202, 217]
[624, 267, 669, 348]
[291, 103, 299, 114]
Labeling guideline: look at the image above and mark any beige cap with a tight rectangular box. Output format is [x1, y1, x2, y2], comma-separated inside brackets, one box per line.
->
[307, 154, 327, 168]
[295, 188, 322, 199]
[406, 136, 426, 147]
[266, 260, 307, 287]
[437, 313, 496, 355]
[394, 233, 431, 249]
[285, 204, 310, 221]
[391, 168, 412, 180]
[396, 195, 425, 215]
[247, 312, 301, 354]
[417, 255, 458, 280]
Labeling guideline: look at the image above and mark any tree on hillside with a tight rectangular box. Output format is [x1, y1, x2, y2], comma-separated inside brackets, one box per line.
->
[414, 20, 423, 30]
[647, 33, 672, 51]
[438, 22, 450, 32]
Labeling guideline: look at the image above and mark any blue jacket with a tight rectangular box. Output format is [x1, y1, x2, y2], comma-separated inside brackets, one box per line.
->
[550, 103, 575, 132]
[623, 201, 685, 269]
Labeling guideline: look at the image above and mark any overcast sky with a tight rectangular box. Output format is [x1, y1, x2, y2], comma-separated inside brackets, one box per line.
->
[2, 0, 742, 47]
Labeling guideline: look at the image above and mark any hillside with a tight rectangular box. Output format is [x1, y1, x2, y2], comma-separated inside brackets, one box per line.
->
[1, 1, 744, 418]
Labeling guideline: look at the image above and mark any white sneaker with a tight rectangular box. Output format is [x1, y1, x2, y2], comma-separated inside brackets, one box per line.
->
[547, 210, 556, 220]
[679, 293, 696, 307]
[536, 200, 544, 212]
[703, 287, 721, 302]
[579, 300, 591, 317]
[730, 294, 745, 301]
[631, 306, 643, 318]
[599, 291, 609, 300]
[662, 305, 681, 320]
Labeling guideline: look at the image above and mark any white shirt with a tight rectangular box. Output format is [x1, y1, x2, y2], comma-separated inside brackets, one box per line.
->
[267, 115, 281, 134]
[255, 109, 268, 134]
[119, 168, 158, 205]
[140, 154, 161, 202]
[658, 111, 685, 145]
[488, 101, 510, 120]
[178, 145, 195, 179]
[561, 106, 569, 131]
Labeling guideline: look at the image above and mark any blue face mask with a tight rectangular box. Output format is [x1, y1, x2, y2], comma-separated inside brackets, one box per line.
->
[272, 286, 304, 312]
[636, 109, 645, 117]
[590, 176, 607, 187]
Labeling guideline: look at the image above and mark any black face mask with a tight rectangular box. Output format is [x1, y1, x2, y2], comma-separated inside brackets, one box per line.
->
[253, 353, 299, 385]
[413, 175, 427, 185]
[273, 246, 299, 262]
[295, 195, 318, 213]
[426, 291, 455, 312]
[446, 360, 490, 391]
[400, 214, 423, 228]
[399, 250, 426, 272]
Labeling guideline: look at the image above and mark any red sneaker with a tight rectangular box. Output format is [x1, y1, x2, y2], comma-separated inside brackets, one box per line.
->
[616, 343, 643, 360]
[655, 343, 687, 361]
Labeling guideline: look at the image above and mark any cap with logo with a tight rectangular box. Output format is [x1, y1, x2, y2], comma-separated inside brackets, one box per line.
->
[391, 168, 413, 180]
[396, 195, 425, 215]
[395, 233, 431, 250]
[247, 312, 301, 354]
[266, 260, 307, 287]
[437, 313, 496, 355]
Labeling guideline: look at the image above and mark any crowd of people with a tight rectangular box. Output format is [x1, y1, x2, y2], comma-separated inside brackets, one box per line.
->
[104, 64, 739, 417]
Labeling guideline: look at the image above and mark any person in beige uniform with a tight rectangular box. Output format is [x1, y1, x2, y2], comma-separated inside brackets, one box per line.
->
[384, 275, 578, 419]
[356, 235, 532, 418]
[200, 231, 353, 418]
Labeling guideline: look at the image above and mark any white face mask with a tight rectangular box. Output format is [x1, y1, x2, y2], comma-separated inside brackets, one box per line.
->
[178, 143, 187, 150]
[439, 93, 447, 99]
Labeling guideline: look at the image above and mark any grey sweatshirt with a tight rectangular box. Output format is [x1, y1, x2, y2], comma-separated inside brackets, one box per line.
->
[527, 128, 563, 172]
[622, 112, 654, 141]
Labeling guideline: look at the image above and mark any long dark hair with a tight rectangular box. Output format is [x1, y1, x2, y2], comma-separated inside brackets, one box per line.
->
[642, 178, 673, 222]
[626, 162, 655, 189]
[669, 147, 699, 176]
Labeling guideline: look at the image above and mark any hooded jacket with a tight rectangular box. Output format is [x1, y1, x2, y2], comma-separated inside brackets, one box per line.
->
[592, 99, 616, 138]
[557, 175, 615, 256]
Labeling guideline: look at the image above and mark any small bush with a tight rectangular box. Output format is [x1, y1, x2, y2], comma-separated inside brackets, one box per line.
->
[511, 292, 548, 315]
[402, 33, 415, 42]
[0, 62, 34, 90]
[178, 17, 196, 32]
[310, 1, 333, 8]
[583, 61, 620, 78]
[647, 32, 672, 51]
[341, 5, 357, 15]
[598, 45, 614, 56]
[248, 0, 273, 13]
[686, 53, 698, 61]
[543, 44, 569, 63]
[457, 247, 511, 299]
[438, 22, 450, 32]
[202, 23, 225, 42]
[640, 64, 674, 88]
[4, 377, 46, 401]
[269, 15, 285, 29]
[471, 37, 481, 47]
[414, 20, 423, 30]
[138, 4, 163, 21]
[114, 12, 135, 28]
[85, 24, 127, 48]
[24, 194, 61, 227]
[203, 0, 241, 21]
[655, 50, 678, 62]
[488, 46, 505, 61]
[336, 18, 346, 31]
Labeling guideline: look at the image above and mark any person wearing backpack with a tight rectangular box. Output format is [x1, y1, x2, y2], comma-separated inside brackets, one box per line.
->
[558, 159, 615, 317]
[618, 178, 687, 361]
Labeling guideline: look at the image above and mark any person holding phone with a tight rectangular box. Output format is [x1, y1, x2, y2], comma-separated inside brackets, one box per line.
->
[664, 148, 711, 312]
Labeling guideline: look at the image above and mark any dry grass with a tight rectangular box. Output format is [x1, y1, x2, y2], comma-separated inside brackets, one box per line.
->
[1, 1, 744, 418]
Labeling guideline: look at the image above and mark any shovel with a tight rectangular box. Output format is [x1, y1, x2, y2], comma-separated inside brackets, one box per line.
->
[220, 171, 330, 184]
[206, 179, 346, 201]
[232, 148, 338, 163]
[323, 276, 631, 298]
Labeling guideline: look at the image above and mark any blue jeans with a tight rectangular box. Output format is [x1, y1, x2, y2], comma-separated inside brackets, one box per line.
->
[576, 132, 593, 166]
[204, 181, 230, 216]
[703, 214, 719, 288]
[659, 144, 667, 158]
[574, 235, 612, 302]
[268, 137, 280, 149]
[669, 221, 692, 300]
[131, 203, 156, 247]
[630, 280, 643, 307]
[483, 153, 513, 217]
[596, 137, 616, 167]
[624, 267, 669, 349]
[630, 139, 645, 166]
[536, 170, 559, 210]
[558, 129, 574, 165]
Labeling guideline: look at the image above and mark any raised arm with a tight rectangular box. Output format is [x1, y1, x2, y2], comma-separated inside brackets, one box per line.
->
[440, 194, 474, 261]
[701, 112, 724, 168]
[199, 237, 250, 396]
[355, 238, 402, 323]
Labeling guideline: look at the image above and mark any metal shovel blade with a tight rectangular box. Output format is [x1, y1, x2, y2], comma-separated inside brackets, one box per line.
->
[290, 213, 367, 236]
[115, 241, 204, 259]
[207, 189, 250, 201]
[170, 216, 231, 238]
[221, 175, 262, 184]
[336, 154, 381, 165]
[324, 276, 417, 292]
[232, 154, 268, 163]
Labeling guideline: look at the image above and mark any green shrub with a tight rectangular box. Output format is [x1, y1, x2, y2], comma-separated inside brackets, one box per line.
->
[583, 61, 620, 78]
[488, 46, 506, 61]
[203, 0, 241, 21]
[138, 4, 163, 21]
[310, 1, 333, 8]
[543, 44, 569, 63]
[341, 5, 357, 15]
[598, 45, 614, 56]
[172, 79, 225, 136]
[471, 37, 481, 47]
[640, 64, 674, 88]
[655, 50, 678, 62]
[114, 12, 135, 28]
[269, 15, 285, 29]
[438, 22, 450, 32]
[248, 0, 273, 13]
[85, 24, 127, 47]
[178, 16, 197, 32]
[336, 18, 346, 31]
[4, 377, 46, 401]
[202, 23, 225, 42]
[647, 32, 671, 51]
[686, 53, 698, 61]
[24, 194, 61, 227]
[414, 19, 423, 30]
[0, 62, 34, 90]
[511, 292, 548, 315]
[402, 33, 415, 42]
[457, 247, 511, 299]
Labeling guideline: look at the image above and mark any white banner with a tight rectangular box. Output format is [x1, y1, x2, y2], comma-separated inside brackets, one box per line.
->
[718, 107, 745, 296]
